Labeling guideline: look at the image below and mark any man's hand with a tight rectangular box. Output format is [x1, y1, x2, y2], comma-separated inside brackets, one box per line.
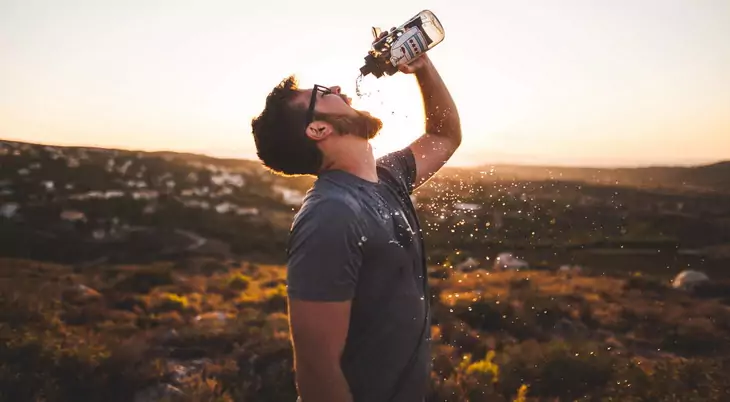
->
[397, 53, 432, 75]
[376, 28, 432, 75]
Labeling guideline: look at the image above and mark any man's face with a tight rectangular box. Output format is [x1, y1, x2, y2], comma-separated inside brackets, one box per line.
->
[294, 86, 383, 140]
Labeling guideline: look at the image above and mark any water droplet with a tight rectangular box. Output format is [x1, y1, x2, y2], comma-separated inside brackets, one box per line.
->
[361, 236, 368, 242]
[355, 74, 364, 98]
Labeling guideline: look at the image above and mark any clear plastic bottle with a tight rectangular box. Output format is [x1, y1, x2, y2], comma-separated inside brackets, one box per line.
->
[359, 10, 445, 78]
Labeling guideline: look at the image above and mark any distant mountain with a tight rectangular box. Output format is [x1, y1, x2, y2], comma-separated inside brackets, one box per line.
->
[457, 160, 730, 193]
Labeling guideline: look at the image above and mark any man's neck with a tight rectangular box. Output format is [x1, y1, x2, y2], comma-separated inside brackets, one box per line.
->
[320, 139, 378, 183]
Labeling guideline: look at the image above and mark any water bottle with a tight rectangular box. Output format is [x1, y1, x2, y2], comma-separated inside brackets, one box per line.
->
[359, 10, 445, 78]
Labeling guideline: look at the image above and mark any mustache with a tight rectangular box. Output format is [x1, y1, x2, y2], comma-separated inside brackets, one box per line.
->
[338, 93, 352, 106]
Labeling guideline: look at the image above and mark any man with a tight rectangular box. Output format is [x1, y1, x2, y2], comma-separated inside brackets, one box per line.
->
[250, 53, 460, 402]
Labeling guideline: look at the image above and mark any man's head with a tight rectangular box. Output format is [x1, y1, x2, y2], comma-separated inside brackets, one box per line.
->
[251, 75, 383, 176]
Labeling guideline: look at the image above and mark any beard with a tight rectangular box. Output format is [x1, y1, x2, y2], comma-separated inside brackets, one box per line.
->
[316, 110, 383, 140]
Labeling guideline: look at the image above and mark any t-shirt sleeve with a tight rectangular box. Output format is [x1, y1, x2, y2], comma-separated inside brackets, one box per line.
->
[286, 198, 365, 302]
[376, 146, 418, 195]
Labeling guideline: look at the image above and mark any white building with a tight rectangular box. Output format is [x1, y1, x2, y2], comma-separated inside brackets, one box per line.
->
[493, 252, 529, 271]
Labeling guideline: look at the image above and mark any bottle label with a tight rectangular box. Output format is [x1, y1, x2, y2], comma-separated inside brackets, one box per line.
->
[389, 27, 428, 67]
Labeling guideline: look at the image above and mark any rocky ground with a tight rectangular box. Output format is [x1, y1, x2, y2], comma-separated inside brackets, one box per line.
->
[2, 257, 729, 401]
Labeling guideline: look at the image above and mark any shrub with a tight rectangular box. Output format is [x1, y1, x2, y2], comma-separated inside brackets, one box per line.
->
[153, 293, 189, 313]
[0, 326, 163, 402]
[263, 284, 288, 312]
[227, 272, 252, 291]
[496, 340, 616, 401]
[623, 275, 668, 293]
[113, 265, 173, 293]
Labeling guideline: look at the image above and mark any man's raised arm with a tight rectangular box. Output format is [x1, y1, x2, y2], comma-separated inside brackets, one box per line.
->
[402, 54, 462, 189]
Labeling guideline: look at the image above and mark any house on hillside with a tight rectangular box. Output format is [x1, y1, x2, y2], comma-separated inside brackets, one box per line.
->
[273, 185, 305, 206]
[453, 202, 481, 212]
[455, 257, 481, 272]
[60, 210, 87, 222]
[492, 252, 529, 271]
[41, 181, 54, 192]
[211, 171, 245, 188]
[0, 203, 19, 219]
[132, 190, 159, 200]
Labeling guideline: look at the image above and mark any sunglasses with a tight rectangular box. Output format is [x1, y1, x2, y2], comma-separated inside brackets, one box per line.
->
[306, 84, 333, 127]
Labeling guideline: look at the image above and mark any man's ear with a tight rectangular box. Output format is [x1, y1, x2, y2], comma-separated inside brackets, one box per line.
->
[306, 121, 333, 141]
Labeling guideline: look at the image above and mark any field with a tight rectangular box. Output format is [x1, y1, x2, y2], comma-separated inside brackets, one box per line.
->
[2, 256, 730, 401]
[2, 140, 730, 401]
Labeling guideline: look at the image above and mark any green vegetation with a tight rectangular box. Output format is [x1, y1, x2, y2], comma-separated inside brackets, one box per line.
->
[2, 258, 729, 401]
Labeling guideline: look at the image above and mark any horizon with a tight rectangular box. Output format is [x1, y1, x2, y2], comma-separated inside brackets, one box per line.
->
[3, 136, 727, 170]
[1, 1, 729, 167]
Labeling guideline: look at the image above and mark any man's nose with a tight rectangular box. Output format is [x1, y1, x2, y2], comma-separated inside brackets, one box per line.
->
[329, 86, 341, 94]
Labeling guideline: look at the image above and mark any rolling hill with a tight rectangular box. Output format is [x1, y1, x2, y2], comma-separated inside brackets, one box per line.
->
[458, 161, 730, 193]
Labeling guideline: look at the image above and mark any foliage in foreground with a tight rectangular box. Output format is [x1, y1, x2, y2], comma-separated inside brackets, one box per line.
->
[1, 258, 729, 401]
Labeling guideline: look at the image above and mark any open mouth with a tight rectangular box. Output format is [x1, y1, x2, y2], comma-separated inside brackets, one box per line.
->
[340, 94, 352, 106]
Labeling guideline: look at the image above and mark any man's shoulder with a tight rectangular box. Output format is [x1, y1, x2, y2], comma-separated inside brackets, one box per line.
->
[376, 147, 417, 194]
[294, 188, 362, 225]
[375, 146, 415, 170]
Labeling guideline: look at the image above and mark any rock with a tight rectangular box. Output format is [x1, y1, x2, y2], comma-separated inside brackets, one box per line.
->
[133, 383, 185, 402]
[166, 358, 212, 384]
[672, 270, 710, 292]
[193, 311, 229, 324]
[61, 283, 101, 304]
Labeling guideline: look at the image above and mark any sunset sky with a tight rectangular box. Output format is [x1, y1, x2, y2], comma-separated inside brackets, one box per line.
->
[1, 0, 729, 167]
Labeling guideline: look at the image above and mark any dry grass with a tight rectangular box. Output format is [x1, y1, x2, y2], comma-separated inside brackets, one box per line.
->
[2, 258, 730, 401]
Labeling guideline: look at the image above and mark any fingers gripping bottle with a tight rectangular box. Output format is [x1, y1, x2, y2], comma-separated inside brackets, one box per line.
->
[359, 10, 445, 78]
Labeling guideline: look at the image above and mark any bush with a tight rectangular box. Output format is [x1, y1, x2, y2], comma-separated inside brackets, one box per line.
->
[152, 293, 189, 314]
[496, 340, 616, 400]
[623, 275, 668, 293]
[660, 324, 725, 355]
[113, 265, 173, 293]
[0, 315, 163, 402]
[263, 284, 288, 313]
[227, 272, 252, 291]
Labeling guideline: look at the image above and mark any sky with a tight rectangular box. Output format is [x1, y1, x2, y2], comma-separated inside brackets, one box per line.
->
[1, 0, 729, 167]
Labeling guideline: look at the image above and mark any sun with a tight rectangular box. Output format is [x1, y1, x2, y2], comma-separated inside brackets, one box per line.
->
[296, 68, 439, 159]
[349, 78, 427, 158]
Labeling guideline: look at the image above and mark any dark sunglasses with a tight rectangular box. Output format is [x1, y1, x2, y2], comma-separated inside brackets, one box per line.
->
[306, 84, 332, 127]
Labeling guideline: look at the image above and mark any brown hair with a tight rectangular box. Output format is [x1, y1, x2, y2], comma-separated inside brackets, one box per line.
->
[250, 75, 323, 176]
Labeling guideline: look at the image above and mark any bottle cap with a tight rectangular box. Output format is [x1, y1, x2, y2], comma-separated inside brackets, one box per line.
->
[360, 54, 384, 78]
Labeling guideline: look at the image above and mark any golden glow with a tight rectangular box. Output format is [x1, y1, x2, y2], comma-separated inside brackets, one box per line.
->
[1, 1, 729, 166]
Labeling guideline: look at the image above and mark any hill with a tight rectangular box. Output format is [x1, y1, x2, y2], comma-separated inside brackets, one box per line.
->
[2, 139, 730, 401]
[0, 139, 313, 265]
[458, 161, 730, 194]
[2, 138, 730, 277]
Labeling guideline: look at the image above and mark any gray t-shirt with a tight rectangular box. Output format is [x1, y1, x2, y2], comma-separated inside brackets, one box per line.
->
[287, 147, 430, 402]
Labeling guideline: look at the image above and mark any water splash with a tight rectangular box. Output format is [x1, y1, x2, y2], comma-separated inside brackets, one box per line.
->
[355, 74, 365, 98]
[354, 73, 379, 99]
